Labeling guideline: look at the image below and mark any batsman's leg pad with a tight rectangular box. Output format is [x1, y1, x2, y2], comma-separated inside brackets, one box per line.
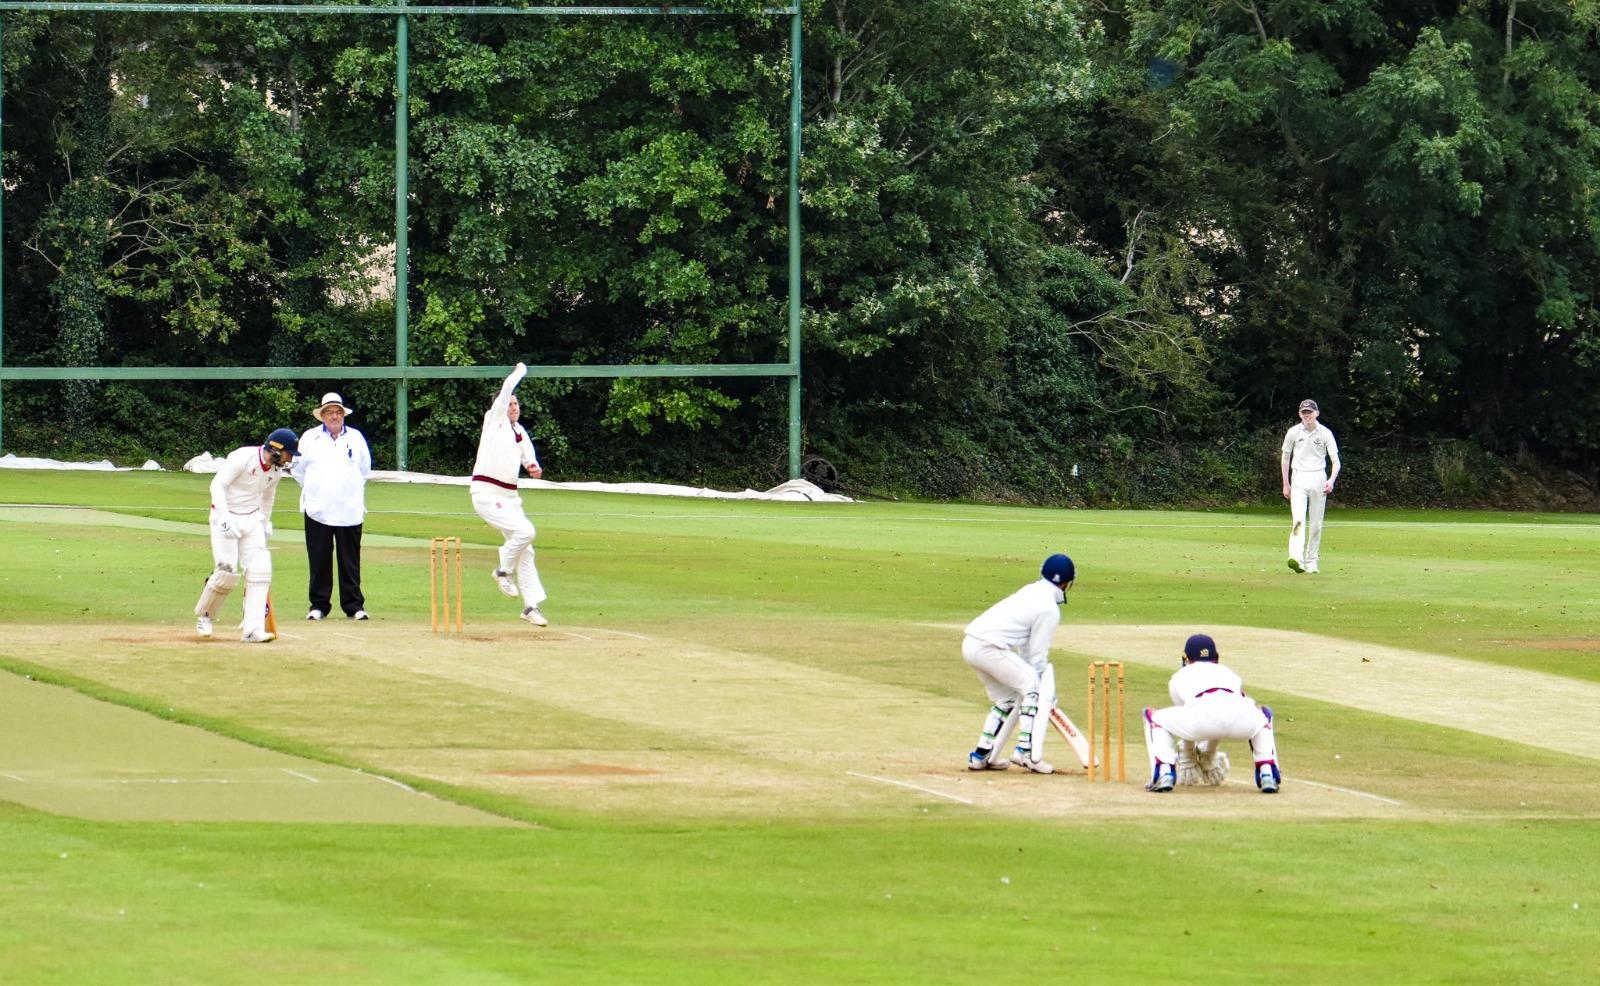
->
[194, 563, 239, 618]
[241, 563, 272, 635]
[1013, 684, 1045, 764]
[980, 700, 1016, 748]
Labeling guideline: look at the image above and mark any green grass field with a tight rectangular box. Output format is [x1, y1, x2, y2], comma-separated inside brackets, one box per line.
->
[1, 469, 1596, 984]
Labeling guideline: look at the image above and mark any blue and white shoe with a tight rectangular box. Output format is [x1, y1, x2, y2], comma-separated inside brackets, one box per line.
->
[1256, 761, 1281, 794]
[1011, 753, 1055, 774]
[1146, 762, 1175, 792]
[967, 749, 1009, 771]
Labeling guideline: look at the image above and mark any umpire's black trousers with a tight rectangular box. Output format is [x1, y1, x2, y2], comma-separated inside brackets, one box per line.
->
[305, 516, 365, 617]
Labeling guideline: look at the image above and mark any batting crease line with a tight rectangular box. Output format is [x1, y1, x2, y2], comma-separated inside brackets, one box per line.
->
[1227, 776, 1402, 806]
[0, 771, 27, 782]
[281, 769, 320, 783]
[846, 771, 974, 805]
[369, 773, 434, 799]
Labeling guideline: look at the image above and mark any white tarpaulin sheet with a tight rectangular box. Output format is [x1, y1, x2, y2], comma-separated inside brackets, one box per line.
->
[3, 453, 849, 502]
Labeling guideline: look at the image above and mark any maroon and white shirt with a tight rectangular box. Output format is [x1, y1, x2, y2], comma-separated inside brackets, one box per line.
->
[471, 363, 539, 493]
[210, 445, 285, 519]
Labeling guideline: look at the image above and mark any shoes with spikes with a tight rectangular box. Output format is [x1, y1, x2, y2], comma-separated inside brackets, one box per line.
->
[493, 569, 519, 598]
[196, 616, 213, 638]
[521, 605, 549, 627]
[1287, 558, 1304, 573]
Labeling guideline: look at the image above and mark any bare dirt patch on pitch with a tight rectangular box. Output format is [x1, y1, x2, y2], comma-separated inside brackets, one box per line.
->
[11, 619, 1594, 823]
[0, 673, 521, 826]
[1057, 623, 1600, 761]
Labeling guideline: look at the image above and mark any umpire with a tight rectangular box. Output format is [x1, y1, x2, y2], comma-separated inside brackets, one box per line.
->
[293, 392, 372, 620]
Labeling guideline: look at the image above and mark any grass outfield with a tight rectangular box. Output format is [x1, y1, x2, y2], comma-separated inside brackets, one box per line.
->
[0, 469, 1596, 983]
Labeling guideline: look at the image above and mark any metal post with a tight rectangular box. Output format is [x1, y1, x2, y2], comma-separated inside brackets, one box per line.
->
[394, 7, 410, 470]
[1, 13, 6, 455]
[786, 9, 801, 479]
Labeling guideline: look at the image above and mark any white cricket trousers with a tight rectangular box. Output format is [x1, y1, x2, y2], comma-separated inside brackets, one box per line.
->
[470, 487, 547, 607]
[1144, 694, 1276, 768]
[1288, 471, 1328, 568]
[208, 512, 270, 634]
[962, 637, 1053, 763]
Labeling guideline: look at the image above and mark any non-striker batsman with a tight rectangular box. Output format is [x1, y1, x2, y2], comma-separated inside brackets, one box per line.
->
[194, 428, 298, 642]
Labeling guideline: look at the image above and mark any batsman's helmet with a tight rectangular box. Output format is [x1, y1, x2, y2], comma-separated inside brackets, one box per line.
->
[1041, 553, 1075, 587]
[1183, 633, 1219, 663]
[264, 428, 299, 459]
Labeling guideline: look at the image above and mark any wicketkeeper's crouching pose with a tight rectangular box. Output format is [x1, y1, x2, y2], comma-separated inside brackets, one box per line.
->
[962, 553, 1076, 774]
[194, 429, 298, 643]
[1143, 633, 1280, 794]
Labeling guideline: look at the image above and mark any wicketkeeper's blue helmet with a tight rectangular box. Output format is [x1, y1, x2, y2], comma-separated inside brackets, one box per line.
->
[264, 428, 299, 458]
[1041, 553, 1075, 587]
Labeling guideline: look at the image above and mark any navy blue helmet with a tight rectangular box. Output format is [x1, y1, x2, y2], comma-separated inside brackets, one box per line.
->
[1041, 553, 1075, 588]
[264, 428, 299, 461]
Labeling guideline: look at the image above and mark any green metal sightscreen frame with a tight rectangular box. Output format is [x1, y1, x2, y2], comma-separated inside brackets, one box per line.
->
[0, 2, 804, 476]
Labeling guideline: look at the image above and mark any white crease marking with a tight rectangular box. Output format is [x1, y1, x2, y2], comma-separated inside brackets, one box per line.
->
[846, 770, 974, 805]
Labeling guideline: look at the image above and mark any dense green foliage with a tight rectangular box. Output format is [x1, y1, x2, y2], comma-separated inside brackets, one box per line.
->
[1, 1, 1597, 506]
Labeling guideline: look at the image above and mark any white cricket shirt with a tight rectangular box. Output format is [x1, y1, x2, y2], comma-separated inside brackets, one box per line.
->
[210, 445, 286, 518]
[964, 579, 1066, 668]
[471, 364, 539, 492]
[1281, 422, 1340, 477]
[1167, 661, 1246, 706]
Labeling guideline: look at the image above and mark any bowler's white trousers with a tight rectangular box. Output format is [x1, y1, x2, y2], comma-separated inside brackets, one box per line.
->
[470, 485, 547, 606]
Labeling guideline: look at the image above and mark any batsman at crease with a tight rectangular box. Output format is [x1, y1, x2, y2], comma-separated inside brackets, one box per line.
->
[961, 553, 1076, 774]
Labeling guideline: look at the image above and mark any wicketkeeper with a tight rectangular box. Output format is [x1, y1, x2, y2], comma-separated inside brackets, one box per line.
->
[194, 428, 298, 643]
[962, 553, 1075, 774]
[1143, 633, 1280, 793]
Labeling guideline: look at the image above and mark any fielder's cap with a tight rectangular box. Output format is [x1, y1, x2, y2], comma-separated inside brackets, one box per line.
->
[1297, 399, 1319, 412]
[1184, 633, 1219, 662]
[314, 392, 353, 421]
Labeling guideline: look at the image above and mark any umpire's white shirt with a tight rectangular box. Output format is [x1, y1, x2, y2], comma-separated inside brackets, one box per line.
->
[964, 579, 1065, 669]
[1281, 422, 1340, 479]
[294, 424, 371, 527]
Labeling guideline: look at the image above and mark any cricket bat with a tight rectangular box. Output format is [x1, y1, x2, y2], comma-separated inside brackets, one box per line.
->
[1048, 706, 1095, 770]
[265, 591, 278, 636]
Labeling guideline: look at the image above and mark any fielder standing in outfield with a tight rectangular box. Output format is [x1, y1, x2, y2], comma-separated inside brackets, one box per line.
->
[471, 362, 550, 627]
[1281, 397, 1341, 574]
[194, 428, 299, 643]
[293, 392, 372, 621]
[961, 554, 1076, 774]
[1142, 633, 1279, 794]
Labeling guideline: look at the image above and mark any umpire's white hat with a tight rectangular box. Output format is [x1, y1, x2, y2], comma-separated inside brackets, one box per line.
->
[313, 392, 354, 421]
